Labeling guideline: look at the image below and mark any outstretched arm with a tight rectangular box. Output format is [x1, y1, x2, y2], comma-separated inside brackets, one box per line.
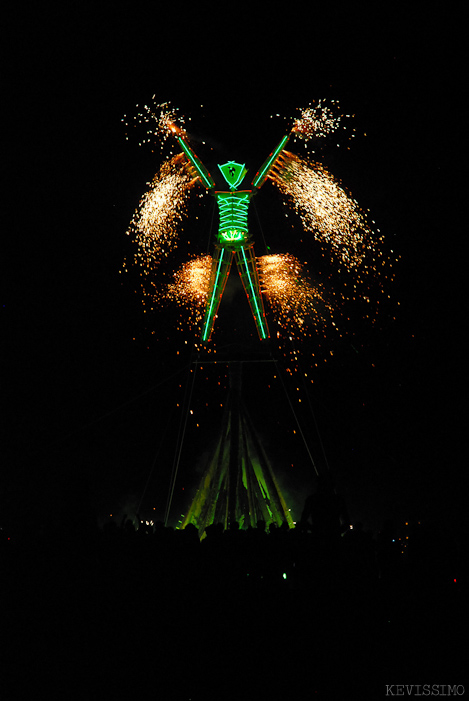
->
[169, 124, 215, 190]
[251, 133, 290, 189]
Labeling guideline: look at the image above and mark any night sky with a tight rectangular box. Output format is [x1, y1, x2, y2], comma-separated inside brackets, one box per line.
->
[4, 5, 465, 535]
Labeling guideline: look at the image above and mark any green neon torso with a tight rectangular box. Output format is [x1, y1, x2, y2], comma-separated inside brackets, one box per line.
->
[215, 190, 252, 248]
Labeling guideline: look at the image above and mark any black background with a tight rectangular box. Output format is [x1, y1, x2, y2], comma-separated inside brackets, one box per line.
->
[3, 4, 465, 534]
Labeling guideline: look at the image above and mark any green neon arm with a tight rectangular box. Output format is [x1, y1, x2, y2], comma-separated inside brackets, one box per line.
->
[177, 137, 215, 190]
[202, 249, 225, 341]
[252, 134, 290, 189]
[240, 248, 268, 339]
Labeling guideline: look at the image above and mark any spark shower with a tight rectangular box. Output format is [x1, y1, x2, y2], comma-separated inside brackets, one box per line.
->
[122, 99, 396, 361]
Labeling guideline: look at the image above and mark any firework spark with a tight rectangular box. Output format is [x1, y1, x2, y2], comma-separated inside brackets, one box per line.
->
[164, 254, 212, 320]
[291, 100, 343, 141]
[269, 151, 382, 272]
[122, 99, 187, 151]
[127, 154, 194, 272]
[260, 253, 334, 328]
[123, 101, 396, 356]
[154, 254, 213, 340]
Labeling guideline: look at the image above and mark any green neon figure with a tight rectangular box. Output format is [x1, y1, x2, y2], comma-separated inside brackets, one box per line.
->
[172, 129, 290, 341]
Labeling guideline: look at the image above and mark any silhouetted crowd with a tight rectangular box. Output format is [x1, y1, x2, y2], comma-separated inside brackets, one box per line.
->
[1, 483, 465, 700]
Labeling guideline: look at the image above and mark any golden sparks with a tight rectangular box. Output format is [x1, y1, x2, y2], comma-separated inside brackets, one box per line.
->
[123, 99, 187, 151]
[126, 154, 194, 271]
[259, 254, 335, 339]
[270, 151, 383, 273]
[160, 254, 217, 353]
[291, 100, 343, 141]
[163, 254, 212, 331]
[123, 101, 397, 356]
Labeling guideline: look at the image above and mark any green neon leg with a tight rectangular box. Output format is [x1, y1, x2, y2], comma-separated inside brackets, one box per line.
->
[201, 247, 234, 342]
[235, 246, 269, 341]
